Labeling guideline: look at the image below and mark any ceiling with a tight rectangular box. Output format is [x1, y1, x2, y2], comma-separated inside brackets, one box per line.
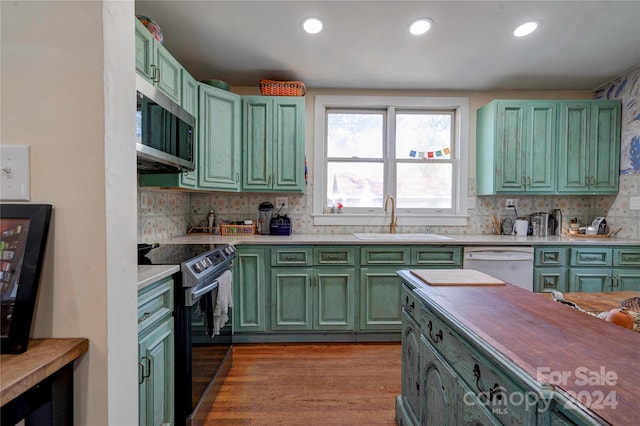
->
[135, 0, 640, 91]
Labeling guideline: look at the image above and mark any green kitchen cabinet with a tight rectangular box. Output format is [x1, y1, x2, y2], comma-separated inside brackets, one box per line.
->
[242, 96, 305, 192]
[476, 100, 557, 194]
[557, 100, 621, 194]
[198, 84, 242, 190]
[399, 285, 422, 425]
[534, 247, 569, 293]
[234, 247, 267, 332]
[135, 19, 182, 104]
[360, 268, 402, 331]
[419, 335, 456, 425]
[271, 246, 355, 331]
[138, 276, 174, 426]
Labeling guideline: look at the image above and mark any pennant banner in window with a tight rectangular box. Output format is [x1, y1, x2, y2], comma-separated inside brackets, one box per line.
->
[409, 147, 450, 159]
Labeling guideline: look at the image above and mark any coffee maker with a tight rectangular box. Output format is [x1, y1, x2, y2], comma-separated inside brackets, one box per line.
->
[258, 202, 274, 235]
[530, 212, 557, 237]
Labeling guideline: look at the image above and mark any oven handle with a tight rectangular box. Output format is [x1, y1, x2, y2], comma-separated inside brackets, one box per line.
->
[190, 279, 219, 304]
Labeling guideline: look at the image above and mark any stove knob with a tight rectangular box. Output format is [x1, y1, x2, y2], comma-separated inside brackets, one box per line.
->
[193, 262, 202, 273]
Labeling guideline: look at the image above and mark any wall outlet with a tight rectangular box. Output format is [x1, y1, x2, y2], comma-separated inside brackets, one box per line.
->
[276, 197, 288, 210]
[630, 196, 640, 210]
[505, 199, 517, 209]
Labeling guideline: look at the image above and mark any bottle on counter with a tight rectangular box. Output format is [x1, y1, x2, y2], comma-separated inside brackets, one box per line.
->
[552, 209, 562, 235]
[207, 209, 215, 231]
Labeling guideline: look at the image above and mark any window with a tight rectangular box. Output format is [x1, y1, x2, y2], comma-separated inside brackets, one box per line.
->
[313, 95, 469, 226]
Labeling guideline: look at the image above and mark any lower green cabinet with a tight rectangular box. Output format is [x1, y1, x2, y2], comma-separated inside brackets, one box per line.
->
[535, 246, 640, 293]
[234, 247, 267, 332]
[400, 310, 421, 424]
[360, 268, 402, 331]
[271, 267, 355, 331]
[138, 276, 174, 426]
[420, 335, 456, 425]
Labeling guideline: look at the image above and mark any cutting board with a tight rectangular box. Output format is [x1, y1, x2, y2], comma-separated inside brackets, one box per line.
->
[410, 269, 505, 286]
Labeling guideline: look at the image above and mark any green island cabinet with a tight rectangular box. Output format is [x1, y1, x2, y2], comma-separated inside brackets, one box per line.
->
[557, 100, 621, 194]
[476, 99, 621, 195]
[534, 246, 640, 293]
[396, 271, 627, 426]
[137, 276, 175, 426]
[135, 18, 182, 104]
[242, 96, 305, 192]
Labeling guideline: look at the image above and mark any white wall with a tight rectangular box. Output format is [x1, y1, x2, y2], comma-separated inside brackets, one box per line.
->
[1, 1, 137, 424]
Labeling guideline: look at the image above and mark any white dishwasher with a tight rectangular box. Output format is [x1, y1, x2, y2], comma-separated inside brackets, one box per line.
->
[463, 246, 534, 291]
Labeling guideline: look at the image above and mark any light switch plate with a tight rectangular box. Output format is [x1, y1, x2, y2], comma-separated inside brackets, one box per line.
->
[630, 196, 640, 210]
[0, 145, 30, 201]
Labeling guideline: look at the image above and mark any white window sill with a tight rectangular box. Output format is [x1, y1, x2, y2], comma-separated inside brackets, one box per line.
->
[312, 213, 469, 227]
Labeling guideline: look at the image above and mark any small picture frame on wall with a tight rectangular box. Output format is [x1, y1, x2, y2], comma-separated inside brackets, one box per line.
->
[0, 204, 52, 354]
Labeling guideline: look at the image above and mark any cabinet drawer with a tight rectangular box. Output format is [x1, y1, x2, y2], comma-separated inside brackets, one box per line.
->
[613, 248, 640, 266]
[570, 248, 612, 266]
[419, 304, 535, 426]
[534, 268, 568, 293]
[271, 247, 313, 266]
[411, 246, 462, 267]
[360, 246, 410, 265]
[535, 247, 568, 266]
[138, 276, 174, 334]
[401, 284, 421, 324]
[314, 246, 355, 265]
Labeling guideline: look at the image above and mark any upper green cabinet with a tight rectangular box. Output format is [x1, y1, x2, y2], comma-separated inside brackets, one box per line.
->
[135, 19, 182, 104]
[476, 99, 621, 195]
[242, 96, 305, 192]
[199, 84, 242, 190]
[557, 100, 621, 194]
[477, 100, 557, 194]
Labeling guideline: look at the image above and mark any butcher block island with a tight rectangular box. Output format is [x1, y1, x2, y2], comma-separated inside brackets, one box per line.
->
[396, 270, 639, 426]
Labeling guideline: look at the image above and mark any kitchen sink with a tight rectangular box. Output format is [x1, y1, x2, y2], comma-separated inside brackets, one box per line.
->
[352, 233, 453, 240]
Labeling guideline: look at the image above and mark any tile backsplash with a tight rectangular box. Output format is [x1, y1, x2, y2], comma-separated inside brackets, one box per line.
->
[138, 172, 639, 242]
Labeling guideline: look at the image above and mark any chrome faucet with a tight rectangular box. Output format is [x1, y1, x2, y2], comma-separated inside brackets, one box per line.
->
[384, 195, 397, 234]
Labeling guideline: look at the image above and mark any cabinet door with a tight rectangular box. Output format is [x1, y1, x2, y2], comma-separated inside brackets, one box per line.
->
[360, 268, 402, 331]
[272, 97, 305, 191]
[495, 102, 527, 192]
[614, 269, 640, 291]
[457, 378, 501, 426]
[234, 247, 267, 331]
[198, 85, 241, 190]
[558, 101, 590, 193]
[139, 316, 174, 426]
[271, 268, 313, 330]
[155, 45, 182, 104]
[243, 97, 272, 190]
[135, 19, 155, 82]
[526, 102, 556, 192]
[588, 101, 620, 193]
[401, 312, 421, 424]
[314, 268, 355, 330]
[569, 269, 612, 292]
[420, 336, 456, 425]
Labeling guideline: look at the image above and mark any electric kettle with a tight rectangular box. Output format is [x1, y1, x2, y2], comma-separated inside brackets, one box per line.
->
[530, 212, 557, 237]
[258, 202, 274, 235]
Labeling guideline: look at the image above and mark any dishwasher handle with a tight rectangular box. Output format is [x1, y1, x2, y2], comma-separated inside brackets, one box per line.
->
[464, 252, 534, 262]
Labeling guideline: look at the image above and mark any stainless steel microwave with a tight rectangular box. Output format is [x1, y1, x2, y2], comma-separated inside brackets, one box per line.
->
[136, 75, 195, 173]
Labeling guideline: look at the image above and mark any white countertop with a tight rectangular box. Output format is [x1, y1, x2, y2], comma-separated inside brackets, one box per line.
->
[137, 264, 180, 290]
[156, 233, 640, 246]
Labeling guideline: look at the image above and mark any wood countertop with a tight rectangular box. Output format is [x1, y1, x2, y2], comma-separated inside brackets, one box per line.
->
[400, 271, 640, 426]
[1, 338, 88, 406]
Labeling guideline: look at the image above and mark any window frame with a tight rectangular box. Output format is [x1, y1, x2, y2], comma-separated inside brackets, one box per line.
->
[312, 95, 470, 226]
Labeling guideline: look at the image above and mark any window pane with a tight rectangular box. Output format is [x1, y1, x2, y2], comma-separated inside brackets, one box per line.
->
[327, 162, 384, 208]
[396, 113, 452, 159]
[327, 112, 383, 158]
[397, 163, 452, 208]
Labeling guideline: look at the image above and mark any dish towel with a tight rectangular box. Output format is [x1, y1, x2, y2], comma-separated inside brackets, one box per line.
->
[211, 270, 233, 335]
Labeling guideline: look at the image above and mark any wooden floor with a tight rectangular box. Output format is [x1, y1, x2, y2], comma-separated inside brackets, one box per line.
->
[206, 343, 401, 425]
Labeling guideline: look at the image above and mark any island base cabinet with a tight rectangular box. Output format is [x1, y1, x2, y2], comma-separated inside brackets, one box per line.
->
[400, 312, 421, 424]
[420, 336, 456, 425]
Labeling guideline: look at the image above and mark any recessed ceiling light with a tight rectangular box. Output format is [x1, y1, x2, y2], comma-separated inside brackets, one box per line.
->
[302, 17, 323, 34]
[514, 20, 541, 37]
[409, 18, 433, 36]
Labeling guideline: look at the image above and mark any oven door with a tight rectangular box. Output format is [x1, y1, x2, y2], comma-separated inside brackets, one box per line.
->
[176, 277, 233, 426]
